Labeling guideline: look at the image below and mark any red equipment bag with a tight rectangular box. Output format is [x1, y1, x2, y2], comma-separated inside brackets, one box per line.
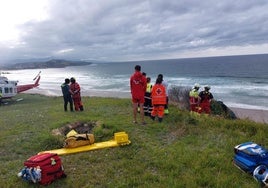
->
[24, 153, 66, 185]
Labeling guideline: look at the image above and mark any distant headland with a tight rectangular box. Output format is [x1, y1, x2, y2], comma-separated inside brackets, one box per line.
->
[0, 59, 92, 70]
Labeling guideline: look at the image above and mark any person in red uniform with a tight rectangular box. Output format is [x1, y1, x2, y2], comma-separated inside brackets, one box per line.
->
[189, 83, 200, 113]
[70, 77, 84, 111]
[198, 85, 213, 114]
[130, 65, 147, 125]
[151, 77, 167, 123]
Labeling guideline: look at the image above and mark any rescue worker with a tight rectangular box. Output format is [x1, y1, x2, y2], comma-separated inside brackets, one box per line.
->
[189, 83, 200, 113]
[157, 74, 169, 114]
[143, 77, 153, 116]
[137, 72, 147, 113]
[70, 77, 84, 111]
[198, 85, 214, 114]
[61, 78, 73, 112]
[151, 77, 167, 123]
[130, 65, 147, 125]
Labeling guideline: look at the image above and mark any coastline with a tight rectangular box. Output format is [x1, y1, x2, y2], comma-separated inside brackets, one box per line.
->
[24, 88, 268, 124]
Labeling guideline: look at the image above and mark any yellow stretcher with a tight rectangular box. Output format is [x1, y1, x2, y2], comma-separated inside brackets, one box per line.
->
[38, 132, 131, 156]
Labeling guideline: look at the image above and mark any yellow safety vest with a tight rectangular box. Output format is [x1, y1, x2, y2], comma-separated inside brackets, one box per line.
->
[146, 83, 153, 93]
[189, 89, 199, 98]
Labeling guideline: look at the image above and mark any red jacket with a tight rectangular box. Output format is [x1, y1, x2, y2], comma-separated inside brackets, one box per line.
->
[130, 71, 146, 99]
[151, 84, 166, 105]
[70, 82, 81, 98]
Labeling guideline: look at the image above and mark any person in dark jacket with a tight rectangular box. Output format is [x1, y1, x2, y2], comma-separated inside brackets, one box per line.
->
[198, 85, 214, 114]
[61, 78, 73, 111]
[143, 77, 153, 116]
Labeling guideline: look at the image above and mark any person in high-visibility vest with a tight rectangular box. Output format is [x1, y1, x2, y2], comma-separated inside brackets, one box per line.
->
[151, 77, 167, 122]
[189, 83, 200, 113]
[198, 85, 214, 114]
[157, 74, 169, 114]
[143, 77, 153, 116]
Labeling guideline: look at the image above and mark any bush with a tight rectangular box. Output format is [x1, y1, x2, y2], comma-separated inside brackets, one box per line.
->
[168, 85, 191, 110]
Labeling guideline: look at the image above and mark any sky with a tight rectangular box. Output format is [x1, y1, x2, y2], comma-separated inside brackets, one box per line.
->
[1, 0, 268, 64]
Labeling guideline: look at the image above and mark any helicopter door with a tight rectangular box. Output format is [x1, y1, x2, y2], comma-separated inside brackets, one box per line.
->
[1, 85, 16, 98]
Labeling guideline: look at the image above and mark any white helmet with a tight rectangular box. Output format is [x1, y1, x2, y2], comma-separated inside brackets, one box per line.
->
[194, 83, 200, 88]
[193, 83, 200, 89]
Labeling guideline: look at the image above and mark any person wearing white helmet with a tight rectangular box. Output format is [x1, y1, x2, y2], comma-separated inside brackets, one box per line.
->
[198, 85, 214, 114]
[189, 83, 200, 113]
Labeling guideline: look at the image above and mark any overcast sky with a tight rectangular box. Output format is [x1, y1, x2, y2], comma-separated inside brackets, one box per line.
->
[1, 0, 268, 64]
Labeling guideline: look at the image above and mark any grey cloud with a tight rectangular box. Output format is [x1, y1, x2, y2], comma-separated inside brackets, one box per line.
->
[1, 0, 268, 63]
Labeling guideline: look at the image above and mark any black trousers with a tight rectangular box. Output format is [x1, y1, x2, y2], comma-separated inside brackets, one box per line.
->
[63, 95, 73, 111]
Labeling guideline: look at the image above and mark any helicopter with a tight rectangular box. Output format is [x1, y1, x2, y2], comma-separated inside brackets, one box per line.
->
[0, 71, 41, 100]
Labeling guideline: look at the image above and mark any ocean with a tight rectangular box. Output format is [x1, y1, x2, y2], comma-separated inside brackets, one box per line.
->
[3, 54, 268, 110]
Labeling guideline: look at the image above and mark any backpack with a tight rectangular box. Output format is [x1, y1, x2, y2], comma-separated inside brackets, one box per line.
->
[19, 153, 66, 185]
[233, 142, 268, 174]
[64, 133, 95, 148]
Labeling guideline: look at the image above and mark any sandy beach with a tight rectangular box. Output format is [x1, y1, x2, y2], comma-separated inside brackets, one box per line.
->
[230, 108, 268, 124]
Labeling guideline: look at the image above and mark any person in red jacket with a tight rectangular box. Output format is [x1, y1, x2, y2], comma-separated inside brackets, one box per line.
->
[151, 77, 167, 123]
[130, 65, 147, 125]
[70, 77, 84, 111]
[198, 85, 213, 114]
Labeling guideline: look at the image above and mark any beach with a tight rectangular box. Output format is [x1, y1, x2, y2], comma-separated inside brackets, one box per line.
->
[230, 108, 268, 124]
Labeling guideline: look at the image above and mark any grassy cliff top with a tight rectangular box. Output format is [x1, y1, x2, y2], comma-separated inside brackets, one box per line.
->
[0, 94, 266, 187]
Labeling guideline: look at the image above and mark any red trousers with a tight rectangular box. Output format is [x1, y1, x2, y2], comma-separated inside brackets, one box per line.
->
[151, 105, 165, 118]
[73, 97, 83, 111]
[200, 102, 211, 114]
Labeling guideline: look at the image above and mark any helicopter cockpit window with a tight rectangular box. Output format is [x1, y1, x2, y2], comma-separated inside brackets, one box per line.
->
[4, 87, 9, 93]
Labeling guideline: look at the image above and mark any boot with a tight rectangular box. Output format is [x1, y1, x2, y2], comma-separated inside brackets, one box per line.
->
[79, 105, 84, 111]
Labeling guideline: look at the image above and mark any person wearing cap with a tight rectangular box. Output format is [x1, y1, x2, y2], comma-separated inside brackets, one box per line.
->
[61, 78, 73, 112]
[70, 77, 84, 111]
[189, 83, 200, 113]
[198, 85, 214, 114]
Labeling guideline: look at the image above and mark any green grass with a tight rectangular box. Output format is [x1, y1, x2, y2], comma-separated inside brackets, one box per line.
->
[0, 94, 267, 187]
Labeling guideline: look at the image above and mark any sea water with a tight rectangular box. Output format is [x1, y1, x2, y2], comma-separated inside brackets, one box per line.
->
[3, 54, 268, 110]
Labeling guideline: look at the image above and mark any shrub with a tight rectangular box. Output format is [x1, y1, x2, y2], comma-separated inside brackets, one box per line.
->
[168, 85, 191, 110]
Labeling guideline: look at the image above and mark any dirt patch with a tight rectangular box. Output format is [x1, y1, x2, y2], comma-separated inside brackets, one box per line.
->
[52, 121, 99, 136]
